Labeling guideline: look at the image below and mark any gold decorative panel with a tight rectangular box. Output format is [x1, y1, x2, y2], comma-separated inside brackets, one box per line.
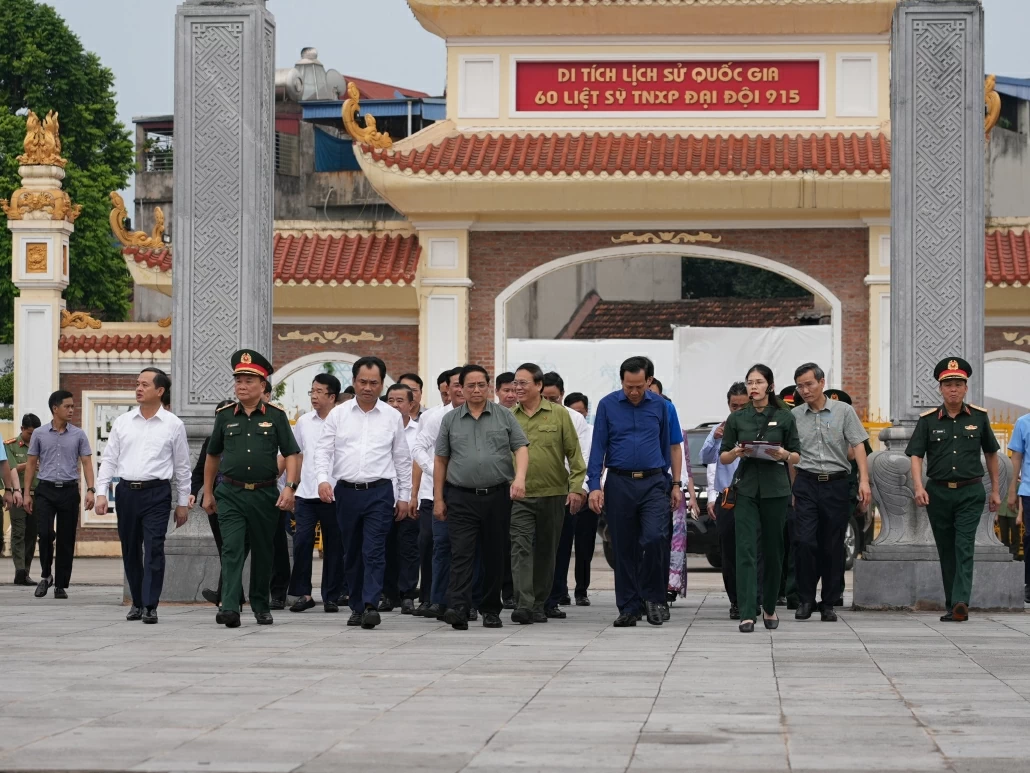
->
[26, 243, 47, 273]
[63, 244, 68, 275]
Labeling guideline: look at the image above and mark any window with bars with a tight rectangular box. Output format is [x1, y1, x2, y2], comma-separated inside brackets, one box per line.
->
[275, 131, 299, 176]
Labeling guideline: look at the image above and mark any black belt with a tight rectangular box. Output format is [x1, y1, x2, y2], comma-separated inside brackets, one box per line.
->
[607, 468, 663, 480]
[38, 479, 78, 488]
[930, 477, 981, 490]
[447, 482, 506, 496]
[337, 478, 391, 490]
[221, 476, 278, 491]
[118, 479, 170, 491]
[795, 468, 849, 482]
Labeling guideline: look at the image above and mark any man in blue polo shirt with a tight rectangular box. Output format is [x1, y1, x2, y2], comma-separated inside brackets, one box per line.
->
[1006, 410, 1030, 604]
[587, 357, 681, 627]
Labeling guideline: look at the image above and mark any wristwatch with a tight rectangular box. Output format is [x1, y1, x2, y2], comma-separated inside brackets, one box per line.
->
[285, 481, 298, 490]
[86, 487, 96, 493]
[671, 480, 682, 487]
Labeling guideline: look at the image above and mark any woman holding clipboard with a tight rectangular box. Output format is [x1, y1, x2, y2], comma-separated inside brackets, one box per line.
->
[719, 364, 801, 633]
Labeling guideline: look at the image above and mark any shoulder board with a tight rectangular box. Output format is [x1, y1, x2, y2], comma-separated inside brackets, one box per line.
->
[216, 403, 236, 413]
[3, 437, 16, 445]
[967, 404, 988, 413]
[919, 408, 937, 417]
[264, 402, 284, 412]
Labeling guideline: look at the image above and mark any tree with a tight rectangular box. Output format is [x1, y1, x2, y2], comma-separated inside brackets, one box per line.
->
[681, 257, 808, 299]
[0, 0, 135, 343]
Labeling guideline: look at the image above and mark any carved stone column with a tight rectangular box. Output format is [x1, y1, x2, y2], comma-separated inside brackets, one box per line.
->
[163, 0, 275, 602]
[855, 0, 1022, 610]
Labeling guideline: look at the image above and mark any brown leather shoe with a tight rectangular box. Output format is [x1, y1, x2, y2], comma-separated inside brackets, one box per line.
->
[951, 602, 968, 622]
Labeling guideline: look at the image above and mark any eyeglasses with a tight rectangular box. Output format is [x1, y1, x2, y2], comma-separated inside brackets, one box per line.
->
[307, 390, 329, 397]
[464, 382, 487, 391]
[512, 380, 533, 388]
[745, 380, 768, 388]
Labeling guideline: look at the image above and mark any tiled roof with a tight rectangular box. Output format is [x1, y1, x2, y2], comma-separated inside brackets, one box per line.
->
[58, 334, 171, 354]
[346, 76, 429, 100]
[560, 294, 815, 340]
[985, 227, 1030, 287]
[121, 232, 421, 286]
[362, 132, 891, 178]
[273, 232, 420, 286]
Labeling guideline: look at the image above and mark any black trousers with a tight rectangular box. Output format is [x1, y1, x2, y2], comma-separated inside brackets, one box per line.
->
[574, 510, 599, 598]
[35, 482, 79, 588]
[792, 473, 850, 607]
[207, 511, 246, 605]
[418, 499, 434, 602]
[444, 484, 510, 615]
[547, 508, 575, 607]
[270, 510, 291, 600]
[116, 483, 172, 608]
[383, 516, 421, 600]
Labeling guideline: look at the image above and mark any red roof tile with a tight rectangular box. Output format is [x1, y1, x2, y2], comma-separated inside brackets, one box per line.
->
[273, 232, 420, 285]
[123, 246, 173, 272]
[59, 335, 171, 354]
[985, 227, 1030, 286]
[363, 132, 891, 177]
[346, 76, 429, 100]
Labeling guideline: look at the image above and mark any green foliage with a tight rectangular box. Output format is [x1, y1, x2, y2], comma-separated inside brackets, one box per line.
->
[681, 257, 809, 299]
[0, 0, 135, 343]
[0, 406, 12, 421]
[0, 371, 12, 405]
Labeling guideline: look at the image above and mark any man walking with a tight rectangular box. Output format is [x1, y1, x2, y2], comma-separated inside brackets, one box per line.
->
[587, 357, 679, 627]
[264, 380, 292, 610]
[25, 391, 95, 599]
[700, 382, 750, 619]
[907, 357, 1000, 622]
[510, 364, 586, 624]
[381, 383, 421, 613]
[5, 413, 41, 586]
[398, 373, 425, 421]
[434, 365, 528, 630]
[203, 350, 300, 627]
[495, 372, 517, 409]
[1005, 407, 1030, 604]
[95, 368, 191, 623]
[288, 373, 346, 614]
[792, 363, 871, 622]
[315, 356, 411, 630]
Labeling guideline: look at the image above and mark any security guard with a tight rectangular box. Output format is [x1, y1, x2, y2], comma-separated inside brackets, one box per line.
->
[202, 350, 300, 628]
[906, 357, 1001, 622]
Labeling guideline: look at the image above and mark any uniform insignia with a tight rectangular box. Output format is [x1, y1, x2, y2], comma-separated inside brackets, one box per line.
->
[768, 421, 778, 426]
[948, 359, 959, 371]
[829, 394, 839, 400]
[3, 437, 15, 445]
[216, 402, 236, 413]
[965, 424, 977, 430]
[241, 352, 252, 364]
[264, 402, 284, 411]
[920, 408, 937, 417]
[258, 421, 273, 428]
[226, 423, 239, 429]
[967, 404, 987, 413]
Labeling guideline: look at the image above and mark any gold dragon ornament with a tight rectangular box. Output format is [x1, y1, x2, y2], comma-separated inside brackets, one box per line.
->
[342, 82, 393, 149]
[1, 110, 81, 222]
[109, 192, 166, 249]
[985, 74, 1001, 141]
[18, 110, 66, 167]
[60, 309, 102, 329]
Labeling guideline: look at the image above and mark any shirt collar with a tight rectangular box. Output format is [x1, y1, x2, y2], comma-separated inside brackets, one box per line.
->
[937, 403, 971, 419]
[458, 402, 493, 418]
[131, 405, 169, 421]
[234, 401, 268, 416]
[513, 399, 552, 415]
[616, 390, 655, 404]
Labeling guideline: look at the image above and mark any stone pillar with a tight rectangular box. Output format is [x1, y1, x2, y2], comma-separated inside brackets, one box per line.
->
[2, 112, 77, 425]
[855, 0, 1022, 610]
[163, 0, 275, 601]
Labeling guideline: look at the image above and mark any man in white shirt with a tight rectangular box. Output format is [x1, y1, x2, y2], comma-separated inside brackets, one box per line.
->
[410, 368, 463, 618]
[315, 357, 412, 630]
[95, 368, 191, 624]
[379, 383, 421, 613]
[288, 373, 346, 614]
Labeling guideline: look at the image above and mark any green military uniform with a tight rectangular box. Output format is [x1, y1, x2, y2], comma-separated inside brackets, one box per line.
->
[5, 434, 39, 582]
[721, 400, 801, 623]
[206, 350, 300, 622]
[905, 357, 1000, 613]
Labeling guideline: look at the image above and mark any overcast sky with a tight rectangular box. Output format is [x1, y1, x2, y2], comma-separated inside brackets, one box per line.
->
[41, 0, 1029, 203]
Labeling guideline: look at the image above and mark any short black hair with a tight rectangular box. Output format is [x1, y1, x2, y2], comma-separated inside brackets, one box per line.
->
[564, 392, 589, 411]
[215, 399, 235, 414]
[398, 373, 423, 389]
[515, 362, 544, 385]
[446, 366, 462, 384]
[263, 380, 272, 396]
[312, 372, 342, 399]
[542, 371, 564, 394]
[651, 377, 664, 395]
[387, 383, 414, 401]
[495, 371, 515, 389]
[640, 356, 656, 379]
[619, 357, 650, 380]
[353, 356, 387, 381]
[48, 390, 73, 412]
[794, 362, 826, 383]
[141, 367, 171, 407]
[343, 385, 356, 395]
[459, 364, 489, 386]
[727, 382, 748, 402]
[437, 370, 452, 388]
[21, 413, 41, 430]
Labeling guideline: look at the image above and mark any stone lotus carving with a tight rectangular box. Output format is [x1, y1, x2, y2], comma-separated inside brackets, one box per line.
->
[611, 231, 723, 245]
[109, 192, 166, 248]
[18, 110, 66, 167]
[60, 309, 102, 329]
[342, 82, 393, 149]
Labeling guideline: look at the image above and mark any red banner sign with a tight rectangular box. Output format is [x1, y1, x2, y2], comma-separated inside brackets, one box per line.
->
[514, 59, 821, 113]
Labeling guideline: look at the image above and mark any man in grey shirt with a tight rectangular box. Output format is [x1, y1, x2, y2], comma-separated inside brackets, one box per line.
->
[24, 390, 95, 599]
[434, 364, 529, 630]
[791, 363, 871, 622]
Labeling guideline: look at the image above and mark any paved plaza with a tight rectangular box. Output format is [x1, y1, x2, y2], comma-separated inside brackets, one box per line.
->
[1, 559, 1029, 773]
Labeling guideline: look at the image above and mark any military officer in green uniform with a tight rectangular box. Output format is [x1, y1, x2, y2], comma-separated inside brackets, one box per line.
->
[203, 350, 300, 628]
[906, 357, 1000, 622]
[5, 414, 41, 585]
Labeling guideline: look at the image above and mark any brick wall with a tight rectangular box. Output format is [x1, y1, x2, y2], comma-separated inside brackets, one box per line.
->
[469, 228, 870, 412]
[272, 324, 419, 380]
[985, 326, 1030, 353]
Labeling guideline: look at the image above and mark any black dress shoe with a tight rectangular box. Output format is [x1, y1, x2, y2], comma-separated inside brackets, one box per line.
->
[290, 597, 316, 613]
[412, 601, 431, 616]
[511, 608, 532, 624]
[201, 588, 220, 606]
[482, 612, 502, 628]
[401, 599, 415, 614]
[613, 614, 637, 627]
[34, 576, 53, 598]
[361, 608, 381, 629]
[13, 569, 31, 586]
[795, 602, 813, 620]
[443, 607, 468, 630]
[467, 607, 479, 621]
[1024, 584, 1030, 604]
[20, 575, 36, 587]
[739, 621, 755, 633]
[763, 615, 779, 630]
[424, 603, 444, 619]
[502, 596, 516, 610]
[786, 596, 800, 611]
[820, 606, 838, 622]
[575, 595, 590, 606]
[558, 593, 571, 606]
[777, 596, 787, 607]
[952, 602, 969, 622]
[659, 603, 671, 622]
[269, 597, 286, 611]
[142, 607, 158, 624]
[378, 598, 395, 613]
[54, 587, 68, 599]
[216, 610, 241, 628]
[255, 612, 274, 625]
[324, 601, 339, 613]
[347, 611, 363, 626]
[729, 604, 740, 620]
[544, 606, 566, 619]
[126, 605, 143, 621]
[531, 609, 548, 623]
[666, 590, 678, 602]
[940, 611, 955, 622]
[644, 601, 663, 626]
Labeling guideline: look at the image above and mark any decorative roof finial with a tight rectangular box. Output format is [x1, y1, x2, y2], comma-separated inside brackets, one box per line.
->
[342, 82, 393, 149]
[18, 110, 67, 167]
[109, 191, 166, 249]
[985, 74, 1001, 141]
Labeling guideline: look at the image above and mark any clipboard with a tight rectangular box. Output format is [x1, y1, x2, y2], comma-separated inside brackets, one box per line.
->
[739, 441, 783, 461]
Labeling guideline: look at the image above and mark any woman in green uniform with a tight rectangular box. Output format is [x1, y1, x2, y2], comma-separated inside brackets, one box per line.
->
[720, 364, 801, 633]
